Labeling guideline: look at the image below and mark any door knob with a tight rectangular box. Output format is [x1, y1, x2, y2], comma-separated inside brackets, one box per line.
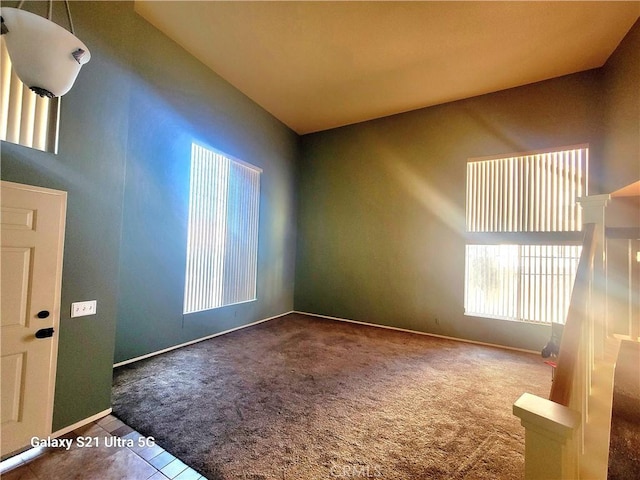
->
[37, 310, 50, 319]
[35, 328, 55, 339]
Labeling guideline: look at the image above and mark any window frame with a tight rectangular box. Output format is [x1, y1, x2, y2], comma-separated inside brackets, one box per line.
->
[183, 142, 262, 315]
[464, 145, 589, 325]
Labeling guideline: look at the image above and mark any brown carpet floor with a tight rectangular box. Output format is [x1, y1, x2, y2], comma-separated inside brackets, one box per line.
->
[112, 313, 550, 479]
[608, 339, 640, 479]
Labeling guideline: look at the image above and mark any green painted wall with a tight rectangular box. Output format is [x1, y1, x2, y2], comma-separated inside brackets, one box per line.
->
[1, 1, 297, 431]
[114, 1, 298, 363]
[602, 19, 640, 192]
[295, 71, 607, 352]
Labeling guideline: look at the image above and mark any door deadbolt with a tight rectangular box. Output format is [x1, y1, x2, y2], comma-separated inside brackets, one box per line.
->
[35, 328, 55, 339]
[37, 310, 50, 319]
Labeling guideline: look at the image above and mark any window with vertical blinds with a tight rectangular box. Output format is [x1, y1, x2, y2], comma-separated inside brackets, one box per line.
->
[466, 147, 587, 232]
[465, 244, 582, 323]
[0, 38, 59, 153]
[183, 143, 261, 314]
[464, 146, 588, 324]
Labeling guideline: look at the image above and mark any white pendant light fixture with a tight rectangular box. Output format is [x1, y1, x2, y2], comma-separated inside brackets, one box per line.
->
[0, 0, 90, 98]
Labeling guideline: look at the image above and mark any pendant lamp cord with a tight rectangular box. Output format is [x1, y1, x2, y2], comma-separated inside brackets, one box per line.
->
[64, 1, 75, 35]
[15, 0, 76, 35]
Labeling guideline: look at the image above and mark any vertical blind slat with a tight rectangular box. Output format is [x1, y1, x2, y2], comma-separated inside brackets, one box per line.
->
[0, 40, 11, 140]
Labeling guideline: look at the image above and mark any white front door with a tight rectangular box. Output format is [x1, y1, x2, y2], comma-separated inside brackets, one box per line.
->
[1, 181, 66, 456]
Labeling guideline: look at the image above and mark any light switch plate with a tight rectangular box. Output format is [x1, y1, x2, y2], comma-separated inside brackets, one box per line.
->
[71, 300, 97, 318]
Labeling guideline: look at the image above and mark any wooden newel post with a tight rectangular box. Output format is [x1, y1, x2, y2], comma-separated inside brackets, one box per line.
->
[513, 393, 580, 480]
[578, 194, 610, 359]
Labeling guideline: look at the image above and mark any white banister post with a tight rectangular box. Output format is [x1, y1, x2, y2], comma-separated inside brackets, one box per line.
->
[578, 195, 610, 360]
[513, 393, 580, 480]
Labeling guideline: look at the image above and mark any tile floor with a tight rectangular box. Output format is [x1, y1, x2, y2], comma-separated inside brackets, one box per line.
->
[0, 415, 204, 480]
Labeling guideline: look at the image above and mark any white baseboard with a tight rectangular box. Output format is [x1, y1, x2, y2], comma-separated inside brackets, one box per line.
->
[294, 311, 538, 354]
[113, 311, 294, 368]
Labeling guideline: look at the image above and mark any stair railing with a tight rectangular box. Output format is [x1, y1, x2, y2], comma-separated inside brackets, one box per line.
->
[513, 195, 620, 480]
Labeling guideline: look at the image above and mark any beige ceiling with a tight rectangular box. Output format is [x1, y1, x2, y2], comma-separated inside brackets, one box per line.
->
[134, 1, 640, 134]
